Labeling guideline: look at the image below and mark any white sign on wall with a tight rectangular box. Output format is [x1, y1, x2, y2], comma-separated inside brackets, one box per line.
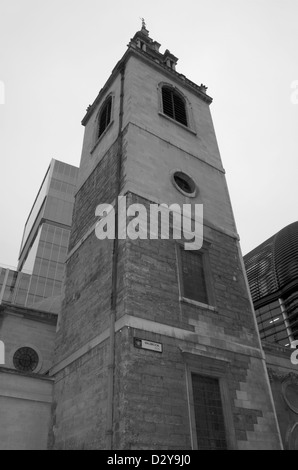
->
[134, 338, 163, 353]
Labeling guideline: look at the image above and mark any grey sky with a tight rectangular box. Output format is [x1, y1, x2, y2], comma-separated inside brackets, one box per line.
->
[0, 0, 297, 267]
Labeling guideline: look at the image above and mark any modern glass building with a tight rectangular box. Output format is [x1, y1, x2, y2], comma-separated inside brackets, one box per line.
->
[0, 159, 78, 311]
[244, 221, 298, 347]
[0, 267, 31, 305]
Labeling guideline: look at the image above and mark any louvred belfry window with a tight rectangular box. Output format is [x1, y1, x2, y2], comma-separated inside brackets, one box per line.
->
[162, 86, 188, 126]
[98, 97, 112, 138]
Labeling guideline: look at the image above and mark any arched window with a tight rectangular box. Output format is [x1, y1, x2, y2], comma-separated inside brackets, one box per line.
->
[162, 86, 188, 126]
[98, 96, 112, 138]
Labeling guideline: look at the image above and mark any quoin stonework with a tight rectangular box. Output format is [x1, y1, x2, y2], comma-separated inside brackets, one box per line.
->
[2, 25, 298, 450]
[49, 24, 282, 450]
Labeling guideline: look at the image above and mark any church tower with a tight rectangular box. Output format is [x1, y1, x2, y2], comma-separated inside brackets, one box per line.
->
[49, 25, 282, 450]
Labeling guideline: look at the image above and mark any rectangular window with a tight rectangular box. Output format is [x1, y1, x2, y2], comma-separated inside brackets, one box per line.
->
[180, 248, 208, 304]
[191, 374, 227, 450]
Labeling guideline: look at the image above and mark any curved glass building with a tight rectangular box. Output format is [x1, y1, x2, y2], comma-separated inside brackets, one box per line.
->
[244, 221, 298, 347]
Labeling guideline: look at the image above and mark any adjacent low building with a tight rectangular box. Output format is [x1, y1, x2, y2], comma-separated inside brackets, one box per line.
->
[0, 302, 56, 449]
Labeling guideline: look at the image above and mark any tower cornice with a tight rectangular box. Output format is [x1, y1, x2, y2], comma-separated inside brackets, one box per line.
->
[82, 35, 212, 126]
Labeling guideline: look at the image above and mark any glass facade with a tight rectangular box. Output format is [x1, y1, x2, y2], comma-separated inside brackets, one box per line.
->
[255, 300, 288, 345]
[0, 159, 78, 313]
[0, 267, 31, 305]
[244, 222, 298, 348]
[13, 271, 31, 306]
[20, 166, 51, 256]
[254, 296, 298, 347]
[25, 223, 70, 307]
[0, 268, 19, 303]
[283, 290, 298, 342]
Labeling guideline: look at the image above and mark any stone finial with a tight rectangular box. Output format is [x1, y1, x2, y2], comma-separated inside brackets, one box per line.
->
[139, 17, 149, 36]
[140, 17, 146, 30]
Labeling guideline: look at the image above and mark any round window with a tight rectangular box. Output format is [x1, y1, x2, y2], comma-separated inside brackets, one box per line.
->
[13, 347, 39, 372]
[172, 171, 196, 196]
[283, 380, 298, 414]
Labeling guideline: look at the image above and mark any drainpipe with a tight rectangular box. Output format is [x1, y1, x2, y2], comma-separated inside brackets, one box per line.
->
[106, 61, 125, 450]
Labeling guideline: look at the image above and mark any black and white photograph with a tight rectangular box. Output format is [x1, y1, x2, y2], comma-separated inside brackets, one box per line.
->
[0, 0, 298, 454]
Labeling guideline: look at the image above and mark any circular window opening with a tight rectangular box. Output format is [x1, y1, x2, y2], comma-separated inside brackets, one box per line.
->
[283, 381, 298, 414]
[172, 171, 196, 196]
[13, 347, 39, 372]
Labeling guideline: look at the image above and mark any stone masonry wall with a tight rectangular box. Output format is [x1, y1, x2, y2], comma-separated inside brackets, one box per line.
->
[49, 340, 109, 449]
[123, 193, 260, 349]
[51, 131, 127, 448]
[51, 185, 282, 449]
[55, 130, 127, 361]
[113, 327, 281, 450]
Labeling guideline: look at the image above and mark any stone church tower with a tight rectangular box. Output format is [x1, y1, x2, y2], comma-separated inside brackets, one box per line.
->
[49, 25, 282, 450]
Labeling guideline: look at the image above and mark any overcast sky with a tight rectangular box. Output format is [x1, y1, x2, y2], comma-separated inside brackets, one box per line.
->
[0, 0, 297, 268]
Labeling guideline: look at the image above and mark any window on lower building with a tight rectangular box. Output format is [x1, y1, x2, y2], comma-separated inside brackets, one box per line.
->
[13, 347, 39, 372]
[192, 373, 227, 450]
[179, 248, 208, 304]
[98, 97, 112, 139]
[162, 86, 188, 126]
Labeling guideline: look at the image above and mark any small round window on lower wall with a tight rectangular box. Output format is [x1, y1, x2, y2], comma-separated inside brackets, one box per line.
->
[13, 347, 39, 373]
[282, 379, 298, 414]
[171, 171, 197, 197]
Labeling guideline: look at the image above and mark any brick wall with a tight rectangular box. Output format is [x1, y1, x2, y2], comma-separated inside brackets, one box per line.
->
[50, 46, 283, 448]
[49, 341, 109, 449]
[51, 132, 127, 448]
[124, 193, 258, 348]
[55, 130, 127, 361]
[69, 137, 119, 252]
[112, 327, 281, 450]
